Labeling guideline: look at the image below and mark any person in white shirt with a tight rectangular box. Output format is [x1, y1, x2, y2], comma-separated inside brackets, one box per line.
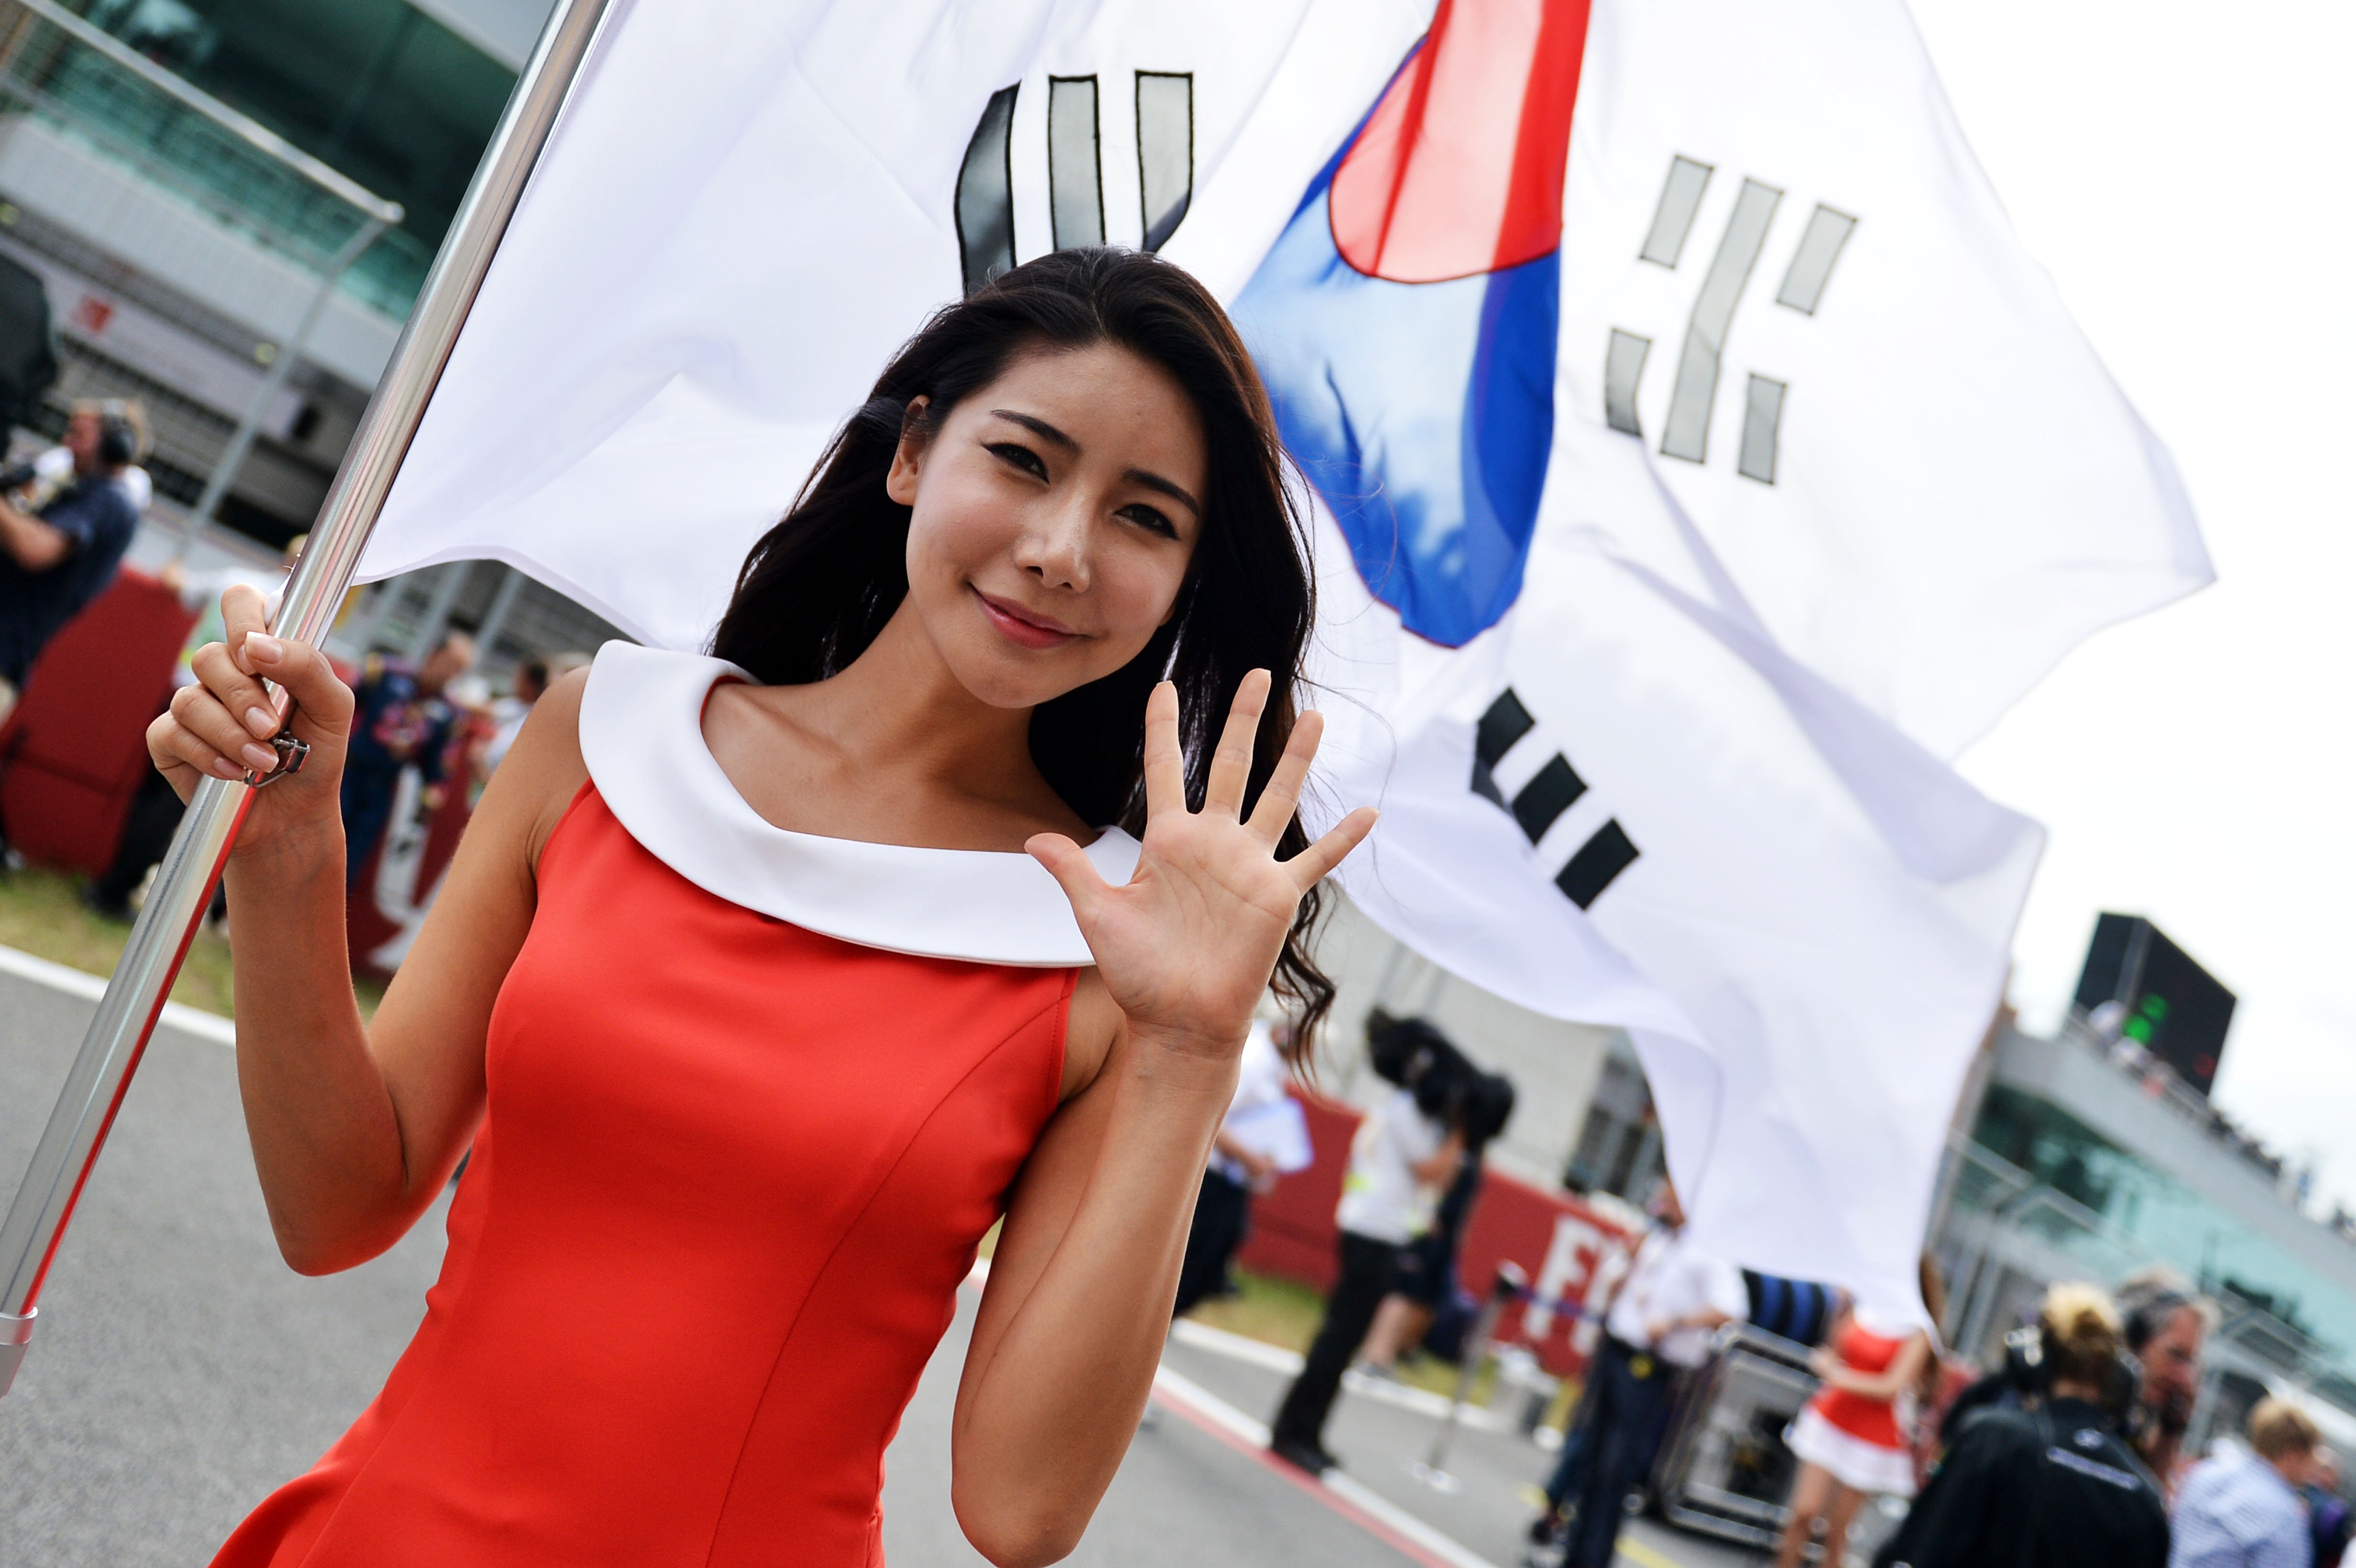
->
[1269, 1076, 1462, 1473]
[478, 658, 550, 781]
[1534, 1178, 1746, 1568]
[2171, 1399, 2324, 1568]
[1172, 1020, 1293, 1316]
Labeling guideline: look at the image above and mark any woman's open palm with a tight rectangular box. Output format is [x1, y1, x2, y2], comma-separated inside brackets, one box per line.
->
[1027, 671, 1375, 1057]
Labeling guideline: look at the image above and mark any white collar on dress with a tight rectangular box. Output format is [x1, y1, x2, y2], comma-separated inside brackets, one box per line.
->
[578, 641, 1138, 967]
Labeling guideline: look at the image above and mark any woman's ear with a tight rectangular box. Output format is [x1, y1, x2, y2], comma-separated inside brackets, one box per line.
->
[884, 395, 931, 506]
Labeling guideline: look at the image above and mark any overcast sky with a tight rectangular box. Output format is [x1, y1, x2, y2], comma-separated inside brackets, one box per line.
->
[1902, 0, 2356, 1205]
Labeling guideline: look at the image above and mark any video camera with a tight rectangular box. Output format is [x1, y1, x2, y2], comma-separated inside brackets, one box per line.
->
[1364, 1012, 1516, 1151]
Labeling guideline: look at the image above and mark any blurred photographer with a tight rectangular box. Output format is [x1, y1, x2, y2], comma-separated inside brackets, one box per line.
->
[1875, 1282, 2169, 1568]
[0, 398, 146, 724]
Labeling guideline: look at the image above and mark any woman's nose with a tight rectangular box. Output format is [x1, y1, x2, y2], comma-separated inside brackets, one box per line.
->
[1016, 498, 1091, 589]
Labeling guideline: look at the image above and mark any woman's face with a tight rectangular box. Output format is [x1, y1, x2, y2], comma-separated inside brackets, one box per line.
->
[887, 341, 1206, 709]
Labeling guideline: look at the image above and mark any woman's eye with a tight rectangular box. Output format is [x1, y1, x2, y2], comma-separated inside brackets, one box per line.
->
[987, 442, 1047, 479]
[1119, 504, 1178, 539]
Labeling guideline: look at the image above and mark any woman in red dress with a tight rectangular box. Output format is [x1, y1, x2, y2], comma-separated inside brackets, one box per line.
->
[148, 248, 1374, 1567]
[1772, 1258, 1945, 1568]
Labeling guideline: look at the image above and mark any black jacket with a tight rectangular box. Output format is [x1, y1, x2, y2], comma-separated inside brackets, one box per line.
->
[1874, 1397, 2168, 1568]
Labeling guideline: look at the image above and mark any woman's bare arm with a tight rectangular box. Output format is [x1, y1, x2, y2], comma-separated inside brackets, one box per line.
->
[148, 587, 585, 1273]
[943, 675, 1374, 1566]
[947, 987, 1228, 1567]
[1811, 1330, 1934, 1402]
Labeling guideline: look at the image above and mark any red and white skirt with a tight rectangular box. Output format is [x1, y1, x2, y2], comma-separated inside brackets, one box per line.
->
[1785, 1405, 1918, 1497]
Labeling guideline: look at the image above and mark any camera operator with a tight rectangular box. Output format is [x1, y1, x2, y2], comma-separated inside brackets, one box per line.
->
[1268, 1016, 1469, 1474]
[1359, 1069, 1516, 1372]
[1875, 1282, 2169, 1568]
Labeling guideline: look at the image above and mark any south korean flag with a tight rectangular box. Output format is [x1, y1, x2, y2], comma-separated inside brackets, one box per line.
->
[357, 0, 2208, 1315]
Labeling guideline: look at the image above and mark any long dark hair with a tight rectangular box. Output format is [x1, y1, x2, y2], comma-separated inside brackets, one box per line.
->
[710, 248, 1335, 1057]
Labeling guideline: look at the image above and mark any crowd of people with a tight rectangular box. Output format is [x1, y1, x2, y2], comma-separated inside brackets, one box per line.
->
[1510, 1233, 2353, 1568]
[80, 618, 589, 924]
[1881, 1276, 2350, 1568]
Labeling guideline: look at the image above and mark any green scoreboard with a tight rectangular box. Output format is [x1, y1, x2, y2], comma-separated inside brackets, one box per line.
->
[2072, 913, 2236, 1096]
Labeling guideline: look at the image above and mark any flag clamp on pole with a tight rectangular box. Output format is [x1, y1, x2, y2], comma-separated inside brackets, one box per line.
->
[0, 0, 617, 1401]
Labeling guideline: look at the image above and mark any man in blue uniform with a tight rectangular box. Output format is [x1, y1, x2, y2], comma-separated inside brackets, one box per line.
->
[341, 629, 475, 890]
[0, 400, 145, 719]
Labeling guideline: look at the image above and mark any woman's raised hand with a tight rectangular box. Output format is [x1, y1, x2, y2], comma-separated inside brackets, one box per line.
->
[1027, 671, 1375, 1060]
[147, 582, 355, 858]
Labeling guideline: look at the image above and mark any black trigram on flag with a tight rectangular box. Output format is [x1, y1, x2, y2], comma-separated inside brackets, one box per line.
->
[1603, 154, 1856, 485]
[953, 73, 1196, 296]
[1470, 689, 1639, 910]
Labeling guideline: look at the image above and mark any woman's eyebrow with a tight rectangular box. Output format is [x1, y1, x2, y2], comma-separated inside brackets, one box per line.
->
[1127, 468, 1201, 517]
[987, 408, 1078, 451]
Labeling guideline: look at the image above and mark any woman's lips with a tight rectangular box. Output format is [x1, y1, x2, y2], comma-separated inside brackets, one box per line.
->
[973, 588, 1080, 650]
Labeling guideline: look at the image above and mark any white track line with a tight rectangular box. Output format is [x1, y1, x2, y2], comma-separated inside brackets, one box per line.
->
[1149, 1364, 1505, 1568]
[0, 942, 236, 1046]
[1168, 1315, 1513, 1430]
[959, 1262, 1505, 1568]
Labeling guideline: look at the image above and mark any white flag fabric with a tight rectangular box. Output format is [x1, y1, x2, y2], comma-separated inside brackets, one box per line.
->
[358, 0, 2208, 1316]
[364, 0, 1427, 646]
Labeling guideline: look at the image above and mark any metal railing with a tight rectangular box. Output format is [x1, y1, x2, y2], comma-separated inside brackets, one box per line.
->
[2057, 1014, 2294, 1190]
[1934, 1132, 2344, 1395]
[0, 0, 425, 315]
[0, 0, 410, 532]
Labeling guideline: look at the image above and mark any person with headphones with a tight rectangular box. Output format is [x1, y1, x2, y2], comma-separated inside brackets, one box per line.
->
[1875, 1282, 2170, 1568]
[1940, 1265, 2219, 1501]
[0, 398, 147, 723]
[2115, 1267, 2217, 1498]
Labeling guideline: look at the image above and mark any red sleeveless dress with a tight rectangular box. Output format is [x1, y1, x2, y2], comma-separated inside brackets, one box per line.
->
[1786, 1314, 1922, 1497]
[1810, 1319, 1907, 1448]
[211, 644, 1139, 1566]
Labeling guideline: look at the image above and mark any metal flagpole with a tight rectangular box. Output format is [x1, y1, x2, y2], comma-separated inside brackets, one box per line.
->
[0, 0, 617, 1400]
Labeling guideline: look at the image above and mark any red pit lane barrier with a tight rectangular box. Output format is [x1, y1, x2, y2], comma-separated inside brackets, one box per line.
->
[0, 570, 196, 874]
